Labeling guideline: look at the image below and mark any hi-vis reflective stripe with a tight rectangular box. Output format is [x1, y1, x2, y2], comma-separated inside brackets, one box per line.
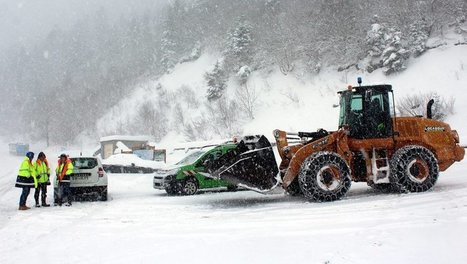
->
[16, 181, 34, 186]
[19, 169, 30, 172]
[182, 170, 196, 176]
[60, 180, 71, 183]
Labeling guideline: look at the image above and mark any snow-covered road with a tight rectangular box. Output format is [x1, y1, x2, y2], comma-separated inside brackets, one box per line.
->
[1, 149, 466, 263]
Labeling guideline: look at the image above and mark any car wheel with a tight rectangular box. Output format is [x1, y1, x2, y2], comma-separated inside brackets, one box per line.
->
[100, 190, 108, 201]
[165, 184, 179, 195]
[182, 178, 198, 195]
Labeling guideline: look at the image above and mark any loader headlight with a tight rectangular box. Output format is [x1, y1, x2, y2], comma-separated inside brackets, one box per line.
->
[273, 129, 280, 139]
[451, 130, 460, 144]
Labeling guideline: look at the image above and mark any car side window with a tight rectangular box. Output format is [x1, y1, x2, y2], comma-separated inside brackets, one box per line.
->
[200, 151, 221, 167]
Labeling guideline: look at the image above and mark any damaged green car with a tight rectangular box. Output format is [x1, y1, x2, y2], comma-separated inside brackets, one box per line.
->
[153, 143, 238, 195]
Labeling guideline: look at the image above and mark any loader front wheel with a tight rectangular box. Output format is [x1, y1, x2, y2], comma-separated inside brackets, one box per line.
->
[298, 152, 351, 202]
[390, 145, 439, 193]
[286, 178, 302, 196]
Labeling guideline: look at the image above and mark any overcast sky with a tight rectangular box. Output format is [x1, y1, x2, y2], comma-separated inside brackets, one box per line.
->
[0, 0, 168, 50]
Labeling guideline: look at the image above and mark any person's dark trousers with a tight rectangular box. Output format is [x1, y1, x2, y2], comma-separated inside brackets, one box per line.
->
[58, 182, 72, 205]
[34, 183, 47, 205]
[19, 187, 31, 206]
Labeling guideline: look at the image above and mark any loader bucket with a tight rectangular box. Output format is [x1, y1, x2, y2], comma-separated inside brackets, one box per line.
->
[209, 135, 279, 191]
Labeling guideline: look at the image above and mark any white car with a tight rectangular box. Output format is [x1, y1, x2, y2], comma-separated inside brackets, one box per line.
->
[54, 156, 108, 202]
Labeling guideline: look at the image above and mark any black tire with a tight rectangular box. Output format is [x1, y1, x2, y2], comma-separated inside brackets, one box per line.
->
[285, 178, 303, 196]
[298, 152, 351, 202]
[226, 185, 238, 192]
[100, 190, 108, 201]
[165, 184, 179, 195]
[390, 145, 439, 193]
[182, 178, 198, 195]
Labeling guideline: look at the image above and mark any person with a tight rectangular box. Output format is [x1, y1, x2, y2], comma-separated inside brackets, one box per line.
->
[15, 151, 37, 210]
[55, 153, 74, 206]
[34, 152, 51, 207]
[369, 97, 386, 137]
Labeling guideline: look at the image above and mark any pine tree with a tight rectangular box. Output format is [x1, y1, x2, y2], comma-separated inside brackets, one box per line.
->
[408, 18, 431, 57]
[365, 17, 409, 75]
[159, 29, 177, 72]
[365, 18, 386, 72]
[224, 17, 254, 72]
[381, 28, 409, 75]
[205, 61, 227, 101]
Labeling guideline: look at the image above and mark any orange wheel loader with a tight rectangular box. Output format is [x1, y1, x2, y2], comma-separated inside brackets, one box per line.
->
[207, 81, 465, 202]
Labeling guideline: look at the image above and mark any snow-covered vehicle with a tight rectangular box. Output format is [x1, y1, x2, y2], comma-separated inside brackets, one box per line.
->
[153, 144, 238, 195]
[54, 156, 108, 202]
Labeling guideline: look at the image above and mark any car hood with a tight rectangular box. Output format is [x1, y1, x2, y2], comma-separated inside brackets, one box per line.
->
[154, 165, 181, 174]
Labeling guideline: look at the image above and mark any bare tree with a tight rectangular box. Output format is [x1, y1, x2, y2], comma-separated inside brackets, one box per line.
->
[235, 82, 259, 120]
[397, 92, 455, 121]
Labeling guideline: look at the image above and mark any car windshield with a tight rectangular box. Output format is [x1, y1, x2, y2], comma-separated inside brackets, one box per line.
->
[71, 158, 98, 169]
[175, 150, 205, 165]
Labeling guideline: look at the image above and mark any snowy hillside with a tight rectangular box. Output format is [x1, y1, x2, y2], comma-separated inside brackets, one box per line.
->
[96, 43, 467, 145]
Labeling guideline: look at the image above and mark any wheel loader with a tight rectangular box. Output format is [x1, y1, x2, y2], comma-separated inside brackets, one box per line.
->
[207, 81, 465, 201]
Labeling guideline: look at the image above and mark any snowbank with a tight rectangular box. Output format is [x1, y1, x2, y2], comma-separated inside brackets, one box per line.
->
[102, 153, 164, 169]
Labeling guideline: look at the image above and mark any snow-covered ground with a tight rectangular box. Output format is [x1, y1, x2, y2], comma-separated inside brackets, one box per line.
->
[1, 142, 466, 263]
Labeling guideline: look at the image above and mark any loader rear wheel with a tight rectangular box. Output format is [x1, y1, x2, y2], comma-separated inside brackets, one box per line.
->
[390, 145, 439, 193]
[298, 152, 351, 202]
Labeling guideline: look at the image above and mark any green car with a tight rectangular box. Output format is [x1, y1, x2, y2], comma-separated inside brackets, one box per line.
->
[153, 144, 238, 195]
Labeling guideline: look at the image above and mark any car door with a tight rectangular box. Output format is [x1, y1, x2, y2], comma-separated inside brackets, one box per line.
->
[196, 150, 223, 188]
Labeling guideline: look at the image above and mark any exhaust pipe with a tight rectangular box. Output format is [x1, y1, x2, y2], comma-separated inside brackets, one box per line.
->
[427, 99, 434, 119]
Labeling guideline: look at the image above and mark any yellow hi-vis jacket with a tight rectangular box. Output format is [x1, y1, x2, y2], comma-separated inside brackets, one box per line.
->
[35, 159, 51, 184]
[16, 157, 37, 188]
[56, 159, 74, 183]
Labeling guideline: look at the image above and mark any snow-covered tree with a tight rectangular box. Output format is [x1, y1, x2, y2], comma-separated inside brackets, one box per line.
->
[408, 19, 432, 57]
[223, 17, 254, 72]
[365, 17, 409, 75]
[381, 28, 409, 75]
[205, 61, 227, 101]
[159, 29, 177, 72]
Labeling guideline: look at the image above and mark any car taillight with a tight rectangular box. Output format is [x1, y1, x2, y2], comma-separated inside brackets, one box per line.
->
[98, 167, 105, 177]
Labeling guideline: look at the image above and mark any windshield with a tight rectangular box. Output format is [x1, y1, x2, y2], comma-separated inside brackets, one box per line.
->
[71, 158, 98, 169]
[175, 150, 205, 165]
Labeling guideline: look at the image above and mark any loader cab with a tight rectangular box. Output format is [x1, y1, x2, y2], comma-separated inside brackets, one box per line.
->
[338, 85, 394, 139]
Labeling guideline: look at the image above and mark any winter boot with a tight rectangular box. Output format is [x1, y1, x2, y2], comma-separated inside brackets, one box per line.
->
[41, 196, 50, 207]
[19, 206, 30, 210]
[35, 203, 41, 208]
